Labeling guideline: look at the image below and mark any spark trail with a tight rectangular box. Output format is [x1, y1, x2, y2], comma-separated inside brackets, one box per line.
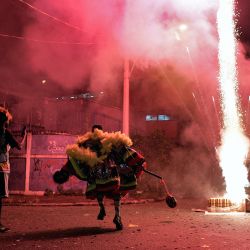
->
[217, 0, 249, 202]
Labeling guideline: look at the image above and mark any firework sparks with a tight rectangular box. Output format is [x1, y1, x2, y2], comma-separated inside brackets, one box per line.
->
[217, 0, 249, 203]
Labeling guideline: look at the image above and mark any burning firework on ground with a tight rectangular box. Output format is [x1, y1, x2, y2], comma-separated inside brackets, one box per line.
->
[208, 0, 250, 212]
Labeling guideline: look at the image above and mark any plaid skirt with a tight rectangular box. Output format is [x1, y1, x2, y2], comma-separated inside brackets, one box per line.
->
[0, 172, 9, 198]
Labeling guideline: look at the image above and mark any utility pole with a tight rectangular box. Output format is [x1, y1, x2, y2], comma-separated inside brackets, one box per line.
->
[123, 59, 130, 136]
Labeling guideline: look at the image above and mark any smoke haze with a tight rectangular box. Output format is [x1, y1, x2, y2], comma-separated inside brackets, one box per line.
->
[1, 0, 250, 198]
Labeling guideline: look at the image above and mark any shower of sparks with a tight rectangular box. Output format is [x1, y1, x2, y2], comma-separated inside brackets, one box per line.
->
[217, 0, 249, 203]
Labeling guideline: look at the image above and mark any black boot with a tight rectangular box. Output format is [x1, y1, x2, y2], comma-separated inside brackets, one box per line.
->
[97, 208, 106, 220]
[113, 215, 123, 230]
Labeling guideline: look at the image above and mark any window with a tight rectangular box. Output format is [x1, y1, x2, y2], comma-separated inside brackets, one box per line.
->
[158, 115, 170, 121]
[145, 114, 171, 121]
[146, 115, 157, 121]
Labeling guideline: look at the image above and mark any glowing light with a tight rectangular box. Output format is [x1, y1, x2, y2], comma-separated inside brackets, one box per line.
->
[178, 24, 188, 32]
[217, 0, 249, 202]
[42, 80, 46, 84]
[175, 24, 188, 41]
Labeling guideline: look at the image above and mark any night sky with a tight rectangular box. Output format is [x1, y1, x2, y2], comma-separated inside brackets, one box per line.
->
[1, 0, 250, 112]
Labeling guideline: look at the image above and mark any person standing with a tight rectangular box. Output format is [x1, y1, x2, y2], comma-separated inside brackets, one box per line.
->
[0, 107, 25, 233]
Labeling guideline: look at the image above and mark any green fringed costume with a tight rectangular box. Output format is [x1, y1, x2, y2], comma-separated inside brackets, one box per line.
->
[63, 129, 145, 199]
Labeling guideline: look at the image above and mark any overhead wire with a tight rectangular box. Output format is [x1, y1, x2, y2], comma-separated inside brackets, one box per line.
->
[0, 33, 95, 45]
[0, 0, 97, 45]
[16, 0, 87, 33]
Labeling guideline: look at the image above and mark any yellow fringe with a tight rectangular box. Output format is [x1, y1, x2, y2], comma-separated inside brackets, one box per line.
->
[66, 144, 106, 167]
[77, 129, 106, 145]
[101, 131, 133, 155]
[66, 129, 133, 168]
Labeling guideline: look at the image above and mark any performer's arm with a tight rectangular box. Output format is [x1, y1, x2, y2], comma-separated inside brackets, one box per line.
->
[5, 129, 21, 150]
[5, 127, 27, 150]
[19, 126, 27, 145]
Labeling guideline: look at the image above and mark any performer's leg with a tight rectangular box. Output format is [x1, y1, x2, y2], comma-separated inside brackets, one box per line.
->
[113, 194, 123, 230]
[0, 197, 2, 225]
[97, 192, 106, 220]
[114, 194, 121, 217]
[0, 172, 10, 233]
[0, 197, 10, 232]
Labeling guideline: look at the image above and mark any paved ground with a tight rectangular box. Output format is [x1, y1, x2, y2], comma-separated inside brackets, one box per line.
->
[1, 197, 250, 250]
[3, 194, 155, 206]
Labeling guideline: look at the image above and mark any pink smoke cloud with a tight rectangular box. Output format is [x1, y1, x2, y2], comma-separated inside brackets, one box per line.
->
[23, 0, 219, 91]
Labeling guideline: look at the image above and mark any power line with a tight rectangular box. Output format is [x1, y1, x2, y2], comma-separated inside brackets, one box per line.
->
[0, 33, 95, 45]
[16, 0, 87, 33]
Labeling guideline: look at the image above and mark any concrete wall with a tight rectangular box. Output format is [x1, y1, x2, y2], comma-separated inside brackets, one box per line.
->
[9, 98, 122, 134]
[9, 133, 86, 195]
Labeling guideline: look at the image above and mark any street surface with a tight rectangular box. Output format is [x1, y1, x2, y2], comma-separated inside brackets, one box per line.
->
[1, 199, 250, 249]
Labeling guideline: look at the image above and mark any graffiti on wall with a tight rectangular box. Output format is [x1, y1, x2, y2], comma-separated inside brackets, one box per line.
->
[30, 157, 86, 192]
[47, 140, 65, 154]
[31, 134, 76, 155]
